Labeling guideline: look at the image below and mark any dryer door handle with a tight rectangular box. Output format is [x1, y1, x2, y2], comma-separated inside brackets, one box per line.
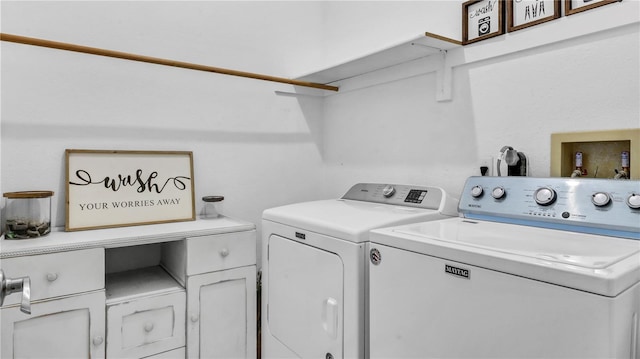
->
[322, 297, 338, 339]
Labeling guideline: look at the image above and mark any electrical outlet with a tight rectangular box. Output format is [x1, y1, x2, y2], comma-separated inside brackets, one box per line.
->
[479, 156, 493, 176]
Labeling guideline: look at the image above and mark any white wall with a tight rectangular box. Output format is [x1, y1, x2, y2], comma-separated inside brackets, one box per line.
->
[319, 1, 639, 198]
[1, 1, 328, 234]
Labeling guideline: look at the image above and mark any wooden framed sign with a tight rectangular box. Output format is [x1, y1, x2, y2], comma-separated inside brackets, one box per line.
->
[507, 0, 561, 32]
[65, 149, 195, 231]
[565, 0, 618, 16]
[463, 0, 505, 45]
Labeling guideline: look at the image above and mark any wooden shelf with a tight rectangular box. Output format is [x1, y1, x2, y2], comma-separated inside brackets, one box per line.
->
[296, 32, 461, 85]
[0, 33, 339, 92]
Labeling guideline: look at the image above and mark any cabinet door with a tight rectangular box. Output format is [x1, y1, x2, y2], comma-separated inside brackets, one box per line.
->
[187, 266, 256, 359]
[1, 290, 106, 359]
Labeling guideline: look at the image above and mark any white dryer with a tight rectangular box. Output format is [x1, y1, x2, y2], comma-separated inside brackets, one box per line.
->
[261, 183, 458, 359]
[369, 176, 640, 358]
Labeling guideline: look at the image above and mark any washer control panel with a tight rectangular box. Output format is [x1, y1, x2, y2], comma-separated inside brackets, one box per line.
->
[459, 176, 640, 238]
[342, 183, 446, 210]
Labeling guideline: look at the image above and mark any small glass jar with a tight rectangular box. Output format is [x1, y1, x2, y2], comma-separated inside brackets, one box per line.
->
[202, 195, 224, 219]
[3, 191, 53, 239]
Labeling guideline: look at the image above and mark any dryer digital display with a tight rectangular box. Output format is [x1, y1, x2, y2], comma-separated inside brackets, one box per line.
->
[404, 190, 428, 204]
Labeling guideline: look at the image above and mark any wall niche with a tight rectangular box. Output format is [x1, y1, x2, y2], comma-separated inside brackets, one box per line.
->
[551, 129, 639, 180]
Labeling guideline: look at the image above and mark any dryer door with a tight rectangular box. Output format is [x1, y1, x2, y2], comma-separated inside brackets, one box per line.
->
[267, 235, 343, 359]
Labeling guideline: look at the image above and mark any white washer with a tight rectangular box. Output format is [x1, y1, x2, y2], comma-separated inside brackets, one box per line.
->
[369, 176, 640, 359]
[261, 183, 458, 359]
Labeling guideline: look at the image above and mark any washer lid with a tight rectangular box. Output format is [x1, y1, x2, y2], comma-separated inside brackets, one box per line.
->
[371, 218, 640, 296]
[263, 199, 447, 243]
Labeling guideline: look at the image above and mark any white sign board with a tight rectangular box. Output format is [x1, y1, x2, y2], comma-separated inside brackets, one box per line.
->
[66, 149, 195, 231]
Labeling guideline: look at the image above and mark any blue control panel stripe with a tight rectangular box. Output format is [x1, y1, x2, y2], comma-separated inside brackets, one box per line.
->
[459, 177, 640, 240]
[465, 213, 640, 240]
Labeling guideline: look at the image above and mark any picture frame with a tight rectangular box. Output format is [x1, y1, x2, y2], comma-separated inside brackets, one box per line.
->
[463, 0, 505, 45]
[65, 149, 195, 231]
[565, 0, 619, 16]
[507, 0, 561, 32]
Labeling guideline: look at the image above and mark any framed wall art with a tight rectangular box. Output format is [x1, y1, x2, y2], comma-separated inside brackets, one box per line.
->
[565, 0, 619, 16]
[507, 0, 561, 32]
[463, 0, 505, 45]
[65, 149, 195, 231]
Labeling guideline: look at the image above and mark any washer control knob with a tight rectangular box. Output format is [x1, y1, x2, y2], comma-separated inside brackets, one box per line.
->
[491, 186, 506, 199]
[591, 192, 611, 207]
[471, 185, 484, 198]
[534, 187, 557, 206]
[382, 185, 396, 198]
[627, 193, 640, 209]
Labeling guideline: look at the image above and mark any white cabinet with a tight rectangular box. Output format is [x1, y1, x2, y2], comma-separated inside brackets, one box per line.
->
[163, 230, 258, 359]
[1, 217, 256, 359]
[1, 248, 106, 359]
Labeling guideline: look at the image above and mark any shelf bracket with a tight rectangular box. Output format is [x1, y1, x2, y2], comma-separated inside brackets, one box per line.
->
[435, 49, 453, 102]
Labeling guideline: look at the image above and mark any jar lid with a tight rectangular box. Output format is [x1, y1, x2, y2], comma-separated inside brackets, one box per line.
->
[3, 191, 54, 199]
[202, 195, 224, 202]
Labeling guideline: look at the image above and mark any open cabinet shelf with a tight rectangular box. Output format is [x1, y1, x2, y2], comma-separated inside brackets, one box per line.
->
[105, 265, 184, 304]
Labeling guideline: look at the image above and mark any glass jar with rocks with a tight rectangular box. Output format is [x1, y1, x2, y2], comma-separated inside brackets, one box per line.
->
[3, 191, 53, 239]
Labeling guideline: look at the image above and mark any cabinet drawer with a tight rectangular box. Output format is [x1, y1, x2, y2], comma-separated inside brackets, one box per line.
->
[0, 248, 104, 306]
[107, 291, 185, 359]
[186, 230, 256, 275]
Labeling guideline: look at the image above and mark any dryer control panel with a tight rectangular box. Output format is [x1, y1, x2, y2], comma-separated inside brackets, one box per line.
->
[460, 176, 640, 239]
[342, 183, 447, 211]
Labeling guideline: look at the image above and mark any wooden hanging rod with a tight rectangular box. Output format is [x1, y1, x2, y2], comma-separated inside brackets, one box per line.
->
[0, 33, 339, 92]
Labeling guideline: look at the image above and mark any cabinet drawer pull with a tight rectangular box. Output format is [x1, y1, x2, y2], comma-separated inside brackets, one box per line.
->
[219, 248, 229, 257]
[191, 314, 199, 323]
[93, 336, 104, 346]
[46, 273, 58, 282]
[144, 322, 154, 332]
